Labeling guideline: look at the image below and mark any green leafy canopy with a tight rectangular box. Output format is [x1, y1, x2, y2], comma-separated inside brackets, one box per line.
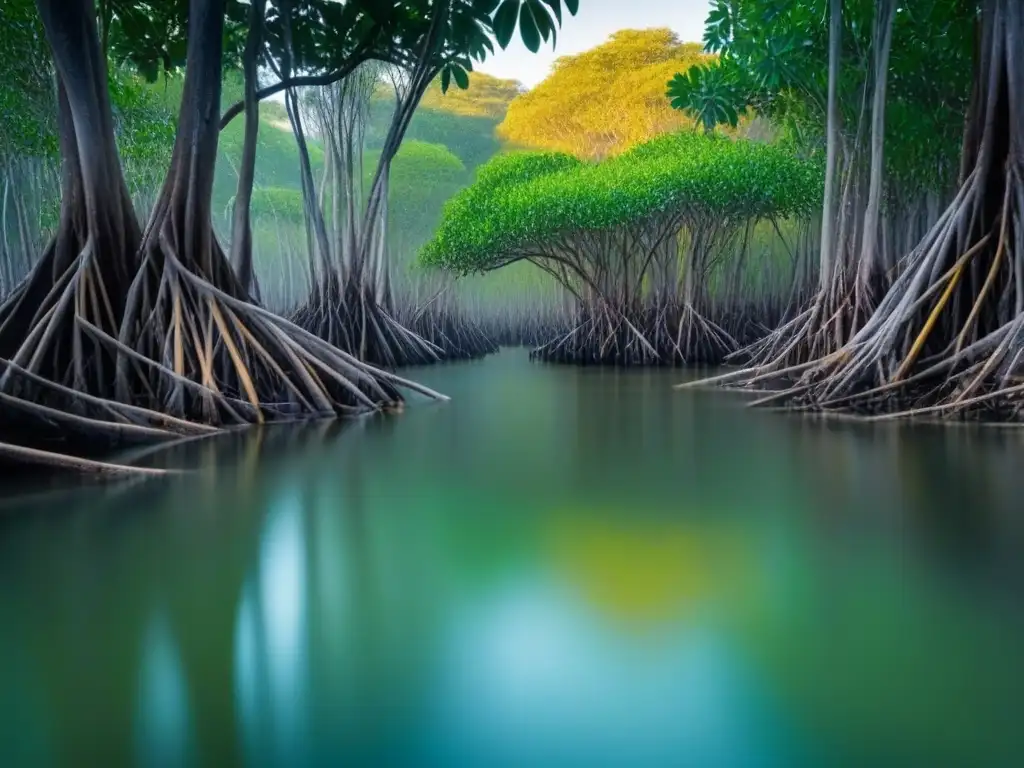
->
[422, 132, 822, 275]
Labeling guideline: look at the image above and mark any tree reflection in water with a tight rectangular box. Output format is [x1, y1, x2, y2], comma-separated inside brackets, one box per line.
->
[134, 609, 194, 768]
[234, 487, 309, 767]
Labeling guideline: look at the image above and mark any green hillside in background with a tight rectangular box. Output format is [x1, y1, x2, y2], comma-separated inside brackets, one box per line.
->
[206, 70, 524, 304]
[213, 71, 521, 227]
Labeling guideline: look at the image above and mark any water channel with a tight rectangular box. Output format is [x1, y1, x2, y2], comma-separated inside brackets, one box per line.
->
[1, 348, 1022, 767]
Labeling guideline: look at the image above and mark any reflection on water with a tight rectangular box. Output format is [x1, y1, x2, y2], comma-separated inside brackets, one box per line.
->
[235, 488, 309, 767]
[0, 349, 1023, 767]
[428, 578, 801, 767]
[135, 610, 194, 767]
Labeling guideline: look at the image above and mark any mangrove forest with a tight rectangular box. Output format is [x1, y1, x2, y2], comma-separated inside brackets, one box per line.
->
[2, 2, 1024, 767]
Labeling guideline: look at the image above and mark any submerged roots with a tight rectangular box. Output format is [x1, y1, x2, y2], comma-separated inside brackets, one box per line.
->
[294, 274, 499, 366]
[532, 301, 737, 367]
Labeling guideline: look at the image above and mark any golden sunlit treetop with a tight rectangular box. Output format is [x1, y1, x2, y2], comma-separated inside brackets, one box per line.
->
[497, 28, 714, 159]
[419, 71, 524, 119]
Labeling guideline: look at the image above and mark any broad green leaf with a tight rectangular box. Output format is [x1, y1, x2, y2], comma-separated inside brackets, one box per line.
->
[493, 0, 520, 49]
[540, 0, 562, 25]
[519, 2, 541, 53]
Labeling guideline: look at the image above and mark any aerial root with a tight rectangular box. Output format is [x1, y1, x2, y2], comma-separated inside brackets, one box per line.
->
[683, 169, 1024, 422]
[0, 439, 174, 476]
[293, 275, 445, 368]
[530, 301, 736, 367]
[108, 244, 447, 425]
[0, 242, 446, 475]
[404, 301, 498, 362]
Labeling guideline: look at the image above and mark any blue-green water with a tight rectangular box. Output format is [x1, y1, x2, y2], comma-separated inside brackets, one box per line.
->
[1, 348, 1022, 767]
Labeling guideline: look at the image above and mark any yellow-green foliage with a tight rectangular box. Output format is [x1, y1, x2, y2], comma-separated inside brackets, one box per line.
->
[498, 29, 714, 158]
[419, 71, 523, 119]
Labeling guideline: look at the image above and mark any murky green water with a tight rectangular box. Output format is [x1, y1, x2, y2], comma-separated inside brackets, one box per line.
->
[1, 348, 1023, 767]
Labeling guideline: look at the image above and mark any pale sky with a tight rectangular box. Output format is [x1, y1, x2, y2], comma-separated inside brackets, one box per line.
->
[476, 0, 711, 89]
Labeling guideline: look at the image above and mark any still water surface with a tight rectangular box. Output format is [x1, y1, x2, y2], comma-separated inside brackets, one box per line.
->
[1, 348, 1023, 767]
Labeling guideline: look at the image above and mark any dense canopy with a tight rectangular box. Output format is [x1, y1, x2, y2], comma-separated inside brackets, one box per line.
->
[497, 28, 713, 158]
[424, 133, 822, 274]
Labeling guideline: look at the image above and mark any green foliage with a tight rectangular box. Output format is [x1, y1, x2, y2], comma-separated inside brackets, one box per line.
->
[106, 0, 247, 82]
[372, 102, 497, 171]
[469, 150, 581, 193]
[423, 133, 821, 275]
[686, 0, 974, 192]
[374, 140, 468, 260]
[369, 69, 521, 171]
[491, 0, 573, 51]
[110, 72, 178, 191]
[249, 186, 306, 223]
[436, 0, 580, 93]
[0, 0, 56, 159]
[667, 62, 748, 134]
[0, 0, 178, 178]
[384, 140, 467, 198]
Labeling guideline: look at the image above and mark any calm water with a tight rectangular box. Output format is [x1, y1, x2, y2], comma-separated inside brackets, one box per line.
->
[1, 348, 1023, 767]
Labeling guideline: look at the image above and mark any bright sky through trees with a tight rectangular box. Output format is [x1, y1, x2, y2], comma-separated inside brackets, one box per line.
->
[476, 0, 711, 88]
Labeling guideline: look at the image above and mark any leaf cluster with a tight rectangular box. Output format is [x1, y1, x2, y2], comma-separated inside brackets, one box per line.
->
[0, 0, 56, 159]
[101, 0, 578, 108]
[667, 61, 748, 134]
[683, 0, 975, 192]
[106, 0, 247, 82]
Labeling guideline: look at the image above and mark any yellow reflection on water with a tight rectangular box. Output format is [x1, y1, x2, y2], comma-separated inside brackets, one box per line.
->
[544, 510, 758, 626]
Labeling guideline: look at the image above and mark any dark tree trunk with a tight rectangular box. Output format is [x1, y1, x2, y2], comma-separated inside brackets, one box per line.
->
[0, 0, 139, 395]
[159, 0, 228, 278]
[111, 0, 433, 423]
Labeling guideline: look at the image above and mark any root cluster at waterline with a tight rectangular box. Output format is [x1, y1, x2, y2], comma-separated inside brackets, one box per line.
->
[0, 0, 441, 474]
[683, 0, 1024, 423]
[423, 134, 821, 367]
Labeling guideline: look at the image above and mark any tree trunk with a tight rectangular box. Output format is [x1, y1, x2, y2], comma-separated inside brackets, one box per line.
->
[291, 6, 448, 367]
[111, 0, 429, 421]
[724, 0, 1024, 418]
[280, 0, 333, 281]
[0, 0, 139, 395]
[230, 0, 267, 296]
[818, 0, 843, 291]
[856, 0, 897, 310]
[0, 0, 436, 474]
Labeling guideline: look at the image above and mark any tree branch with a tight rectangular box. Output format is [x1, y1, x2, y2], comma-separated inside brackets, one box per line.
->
[219, 54, 369, 130]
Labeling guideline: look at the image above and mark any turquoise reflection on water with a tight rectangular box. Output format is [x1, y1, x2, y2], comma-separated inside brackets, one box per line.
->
[134, 610, 194, 767]
[0, 349, 1022, 767]
[235, 488, 310, 767]
[425, 576, 807, 767]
